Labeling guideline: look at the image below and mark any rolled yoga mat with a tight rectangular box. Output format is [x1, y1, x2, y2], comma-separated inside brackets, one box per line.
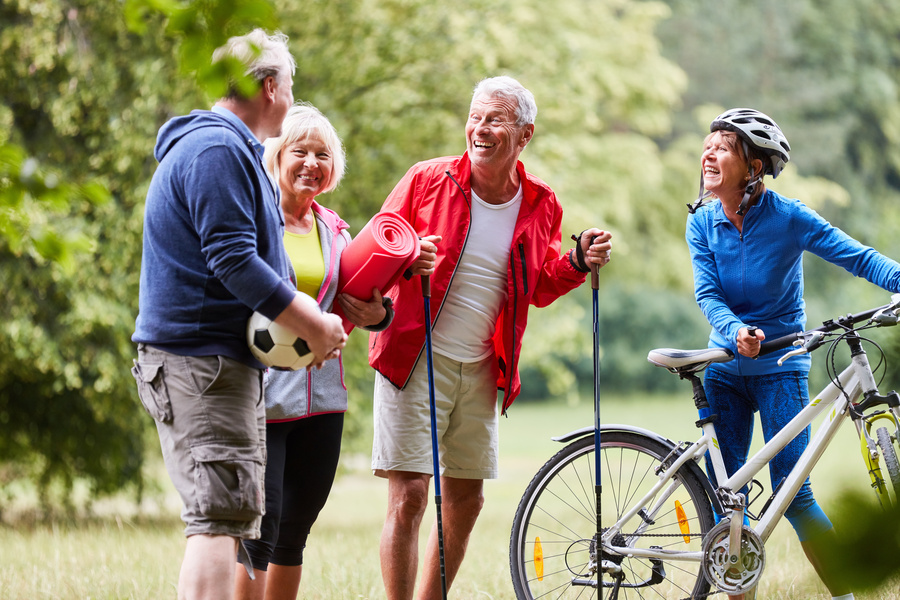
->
[335, 211, 420, 331]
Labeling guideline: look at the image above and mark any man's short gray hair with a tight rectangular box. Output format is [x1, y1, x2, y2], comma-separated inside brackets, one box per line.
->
[471, 76, 537, 126]
[213, 28, 296, 99]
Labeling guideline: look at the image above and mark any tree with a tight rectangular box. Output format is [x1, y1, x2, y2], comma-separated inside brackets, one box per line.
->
[0, 0, 276, 509]
[656, 0, 900, 389]
[0, 0, 725, 507]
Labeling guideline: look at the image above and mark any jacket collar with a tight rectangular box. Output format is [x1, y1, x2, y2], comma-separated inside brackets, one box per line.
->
[711, 189, 771, 227]
[451, 152, 539, 207]
[310, 200, 349, 233]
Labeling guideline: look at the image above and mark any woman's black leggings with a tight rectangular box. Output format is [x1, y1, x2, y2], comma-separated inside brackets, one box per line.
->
[244, 412, 344, 569]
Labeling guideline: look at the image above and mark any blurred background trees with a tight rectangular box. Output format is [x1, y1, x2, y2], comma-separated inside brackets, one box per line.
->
[2, 0, 900, 510]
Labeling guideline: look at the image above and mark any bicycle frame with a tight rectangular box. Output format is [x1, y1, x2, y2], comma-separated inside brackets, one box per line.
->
[602, 336, 900, 564]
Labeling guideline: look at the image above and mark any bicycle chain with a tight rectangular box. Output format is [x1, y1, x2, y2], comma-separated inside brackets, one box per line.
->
[622, 531, 708, 538]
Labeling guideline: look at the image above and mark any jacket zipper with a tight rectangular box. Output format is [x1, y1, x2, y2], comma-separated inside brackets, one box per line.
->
[400, 171, 473, 389]
[503, 246, 523, 415]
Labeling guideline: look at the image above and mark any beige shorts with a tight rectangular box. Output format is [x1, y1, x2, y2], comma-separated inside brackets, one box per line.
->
[372, 352, 500, 480]
[132, 344, 266, 539]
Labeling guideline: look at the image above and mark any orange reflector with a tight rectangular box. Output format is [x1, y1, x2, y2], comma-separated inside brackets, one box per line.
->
[675, 500, 691, 543]
[534, 536, 544, 581]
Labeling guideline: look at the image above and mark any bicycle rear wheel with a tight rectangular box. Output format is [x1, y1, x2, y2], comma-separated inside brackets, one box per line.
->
[876, 426, 900, 505]
[510, 431, 715, 600]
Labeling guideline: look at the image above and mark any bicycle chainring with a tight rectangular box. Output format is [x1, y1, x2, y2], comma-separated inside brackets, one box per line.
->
[701, 520, 765, 594]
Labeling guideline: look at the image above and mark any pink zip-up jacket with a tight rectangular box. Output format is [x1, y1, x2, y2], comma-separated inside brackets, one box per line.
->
[266, 202, 384, 421]
[369, 153, 587, 414]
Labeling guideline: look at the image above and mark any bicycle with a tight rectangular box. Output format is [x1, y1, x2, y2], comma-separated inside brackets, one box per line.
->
[509, 294, 900, 599]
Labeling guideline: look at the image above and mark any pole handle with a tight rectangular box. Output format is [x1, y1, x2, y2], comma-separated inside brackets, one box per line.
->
[421, 274, 431, 299]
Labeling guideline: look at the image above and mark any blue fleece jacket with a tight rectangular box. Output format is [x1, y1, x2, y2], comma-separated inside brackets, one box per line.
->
[686, 189, 900, 376]
[133, 107, 296, 367]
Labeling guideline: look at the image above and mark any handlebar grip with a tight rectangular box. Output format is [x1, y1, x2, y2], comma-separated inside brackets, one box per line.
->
[758, 332, 802, 357]
[746, 326, 758, 338]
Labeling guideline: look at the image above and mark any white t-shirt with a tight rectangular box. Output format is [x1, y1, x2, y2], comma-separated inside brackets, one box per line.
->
[432, 185, 523, 362]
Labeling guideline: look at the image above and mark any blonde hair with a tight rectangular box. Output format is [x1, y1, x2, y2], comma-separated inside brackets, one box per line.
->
[265, 103, 346, 194]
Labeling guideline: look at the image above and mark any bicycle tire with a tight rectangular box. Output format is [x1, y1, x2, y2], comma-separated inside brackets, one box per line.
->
[509, 431, 716, 600]
[876, 426, 900, 505]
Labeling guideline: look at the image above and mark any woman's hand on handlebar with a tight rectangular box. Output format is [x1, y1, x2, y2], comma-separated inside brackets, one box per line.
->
[737, 326, 765, 358]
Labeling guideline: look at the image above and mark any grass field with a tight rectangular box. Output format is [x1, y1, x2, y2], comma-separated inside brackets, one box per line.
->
[1, 395, 899, 599]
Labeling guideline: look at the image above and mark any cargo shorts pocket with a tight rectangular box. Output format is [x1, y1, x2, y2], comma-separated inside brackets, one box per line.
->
[131, 359, 173, 424]
[190, 444, 264, 521]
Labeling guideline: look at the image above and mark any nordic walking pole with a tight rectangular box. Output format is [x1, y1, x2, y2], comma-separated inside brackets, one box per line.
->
[590, 250, 603, 599]
[421, 274, 449, 600]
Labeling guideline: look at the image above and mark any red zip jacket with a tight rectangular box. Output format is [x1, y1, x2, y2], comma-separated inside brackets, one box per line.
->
[368, 153, 587, 414]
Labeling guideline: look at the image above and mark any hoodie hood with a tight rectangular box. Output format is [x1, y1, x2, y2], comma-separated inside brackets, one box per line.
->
[154, 110, 250, 163]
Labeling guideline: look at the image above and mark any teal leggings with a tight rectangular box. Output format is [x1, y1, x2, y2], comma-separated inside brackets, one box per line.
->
[704, 368, 832, 541]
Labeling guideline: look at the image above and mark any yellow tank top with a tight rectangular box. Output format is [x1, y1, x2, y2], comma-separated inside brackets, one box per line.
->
[283, 218, 325, 298]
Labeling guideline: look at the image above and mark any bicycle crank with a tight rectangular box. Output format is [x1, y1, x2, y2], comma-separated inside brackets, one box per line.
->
[701, 520, 765, 594]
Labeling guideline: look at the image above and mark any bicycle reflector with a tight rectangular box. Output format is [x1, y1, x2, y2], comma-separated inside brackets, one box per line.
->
[675, 500, 691, 543]
[534, 536, 544, 581]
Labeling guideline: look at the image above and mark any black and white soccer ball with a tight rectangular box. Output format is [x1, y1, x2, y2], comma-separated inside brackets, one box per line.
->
[246, 294, 316, 370]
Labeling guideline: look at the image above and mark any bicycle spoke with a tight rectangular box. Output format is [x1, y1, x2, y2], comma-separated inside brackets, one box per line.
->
[511, 433, 714, 600]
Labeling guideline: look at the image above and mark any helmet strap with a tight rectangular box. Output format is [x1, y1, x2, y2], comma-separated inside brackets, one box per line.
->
[736, 167, 763, 216]
[687, 171, 714, 214]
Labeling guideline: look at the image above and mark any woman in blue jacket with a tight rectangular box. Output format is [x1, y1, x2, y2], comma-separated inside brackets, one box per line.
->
[686, 108, 900, 600]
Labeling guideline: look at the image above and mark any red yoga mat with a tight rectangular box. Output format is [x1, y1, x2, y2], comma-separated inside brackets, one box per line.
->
[334, 211, 420, 331]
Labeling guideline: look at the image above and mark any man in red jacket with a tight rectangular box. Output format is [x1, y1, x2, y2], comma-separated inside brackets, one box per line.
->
[369, 75, 613, 599]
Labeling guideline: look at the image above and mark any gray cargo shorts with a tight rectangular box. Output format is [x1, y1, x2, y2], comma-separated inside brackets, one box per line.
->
[131, 344, 266, 540]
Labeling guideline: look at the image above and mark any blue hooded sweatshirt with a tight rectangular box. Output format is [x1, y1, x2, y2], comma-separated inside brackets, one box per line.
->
[133, 107, 296, 367]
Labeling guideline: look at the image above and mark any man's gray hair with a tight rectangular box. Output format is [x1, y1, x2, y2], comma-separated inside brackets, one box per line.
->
[471, 76, 537, 126]
[213, 29, 296, 99]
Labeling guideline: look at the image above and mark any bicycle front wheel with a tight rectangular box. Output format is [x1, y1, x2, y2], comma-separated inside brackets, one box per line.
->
[510, 430, 715, 600]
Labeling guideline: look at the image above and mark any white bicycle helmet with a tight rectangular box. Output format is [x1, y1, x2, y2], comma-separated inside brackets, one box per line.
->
[710, 108, 791, 178]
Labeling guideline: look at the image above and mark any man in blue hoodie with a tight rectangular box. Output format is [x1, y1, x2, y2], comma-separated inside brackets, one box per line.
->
[131, 29, 347, 600]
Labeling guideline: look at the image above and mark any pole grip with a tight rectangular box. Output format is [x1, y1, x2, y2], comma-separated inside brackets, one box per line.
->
[589, 234, 600, 290]
[421, 274, 431, 299]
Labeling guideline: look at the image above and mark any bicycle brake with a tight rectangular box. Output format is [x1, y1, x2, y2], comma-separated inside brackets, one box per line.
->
[654, 441, 692, 476]
[776, 332, 825, 366]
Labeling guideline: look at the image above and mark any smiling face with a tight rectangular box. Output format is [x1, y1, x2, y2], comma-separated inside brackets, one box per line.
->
[278, 135, 333, 204]
[465, 93, 533, 175]
[701, 130, 752, 202]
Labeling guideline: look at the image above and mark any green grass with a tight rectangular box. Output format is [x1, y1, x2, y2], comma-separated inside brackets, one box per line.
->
[1, 396, 899, 599]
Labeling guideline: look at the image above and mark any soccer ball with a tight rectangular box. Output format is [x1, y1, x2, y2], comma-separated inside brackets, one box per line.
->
[246, 303, 315, 370]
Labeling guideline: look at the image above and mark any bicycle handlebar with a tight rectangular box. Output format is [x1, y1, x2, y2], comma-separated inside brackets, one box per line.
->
[757, 303, 893, 358]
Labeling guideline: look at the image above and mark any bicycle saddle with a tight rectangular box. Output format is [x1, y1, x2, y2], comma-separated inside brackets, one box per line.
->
[647, 347, 734, 373]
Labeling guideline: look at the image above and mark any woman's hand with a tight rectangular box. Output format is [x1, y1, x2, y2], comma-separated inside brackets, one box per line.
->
[338, 287, 387, 328]
[736, 326, 765, 358]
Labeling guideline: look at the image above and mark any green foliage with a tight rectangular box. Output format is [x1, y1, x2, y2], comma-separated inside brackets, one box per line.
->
[6, 0, 900, 511]
[658, 0, 900, 404]
[272, 0, 689, 407]
[819, 490, 900, 592]
[517, 283, 711, 403]
[0, 0, 275, 509]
